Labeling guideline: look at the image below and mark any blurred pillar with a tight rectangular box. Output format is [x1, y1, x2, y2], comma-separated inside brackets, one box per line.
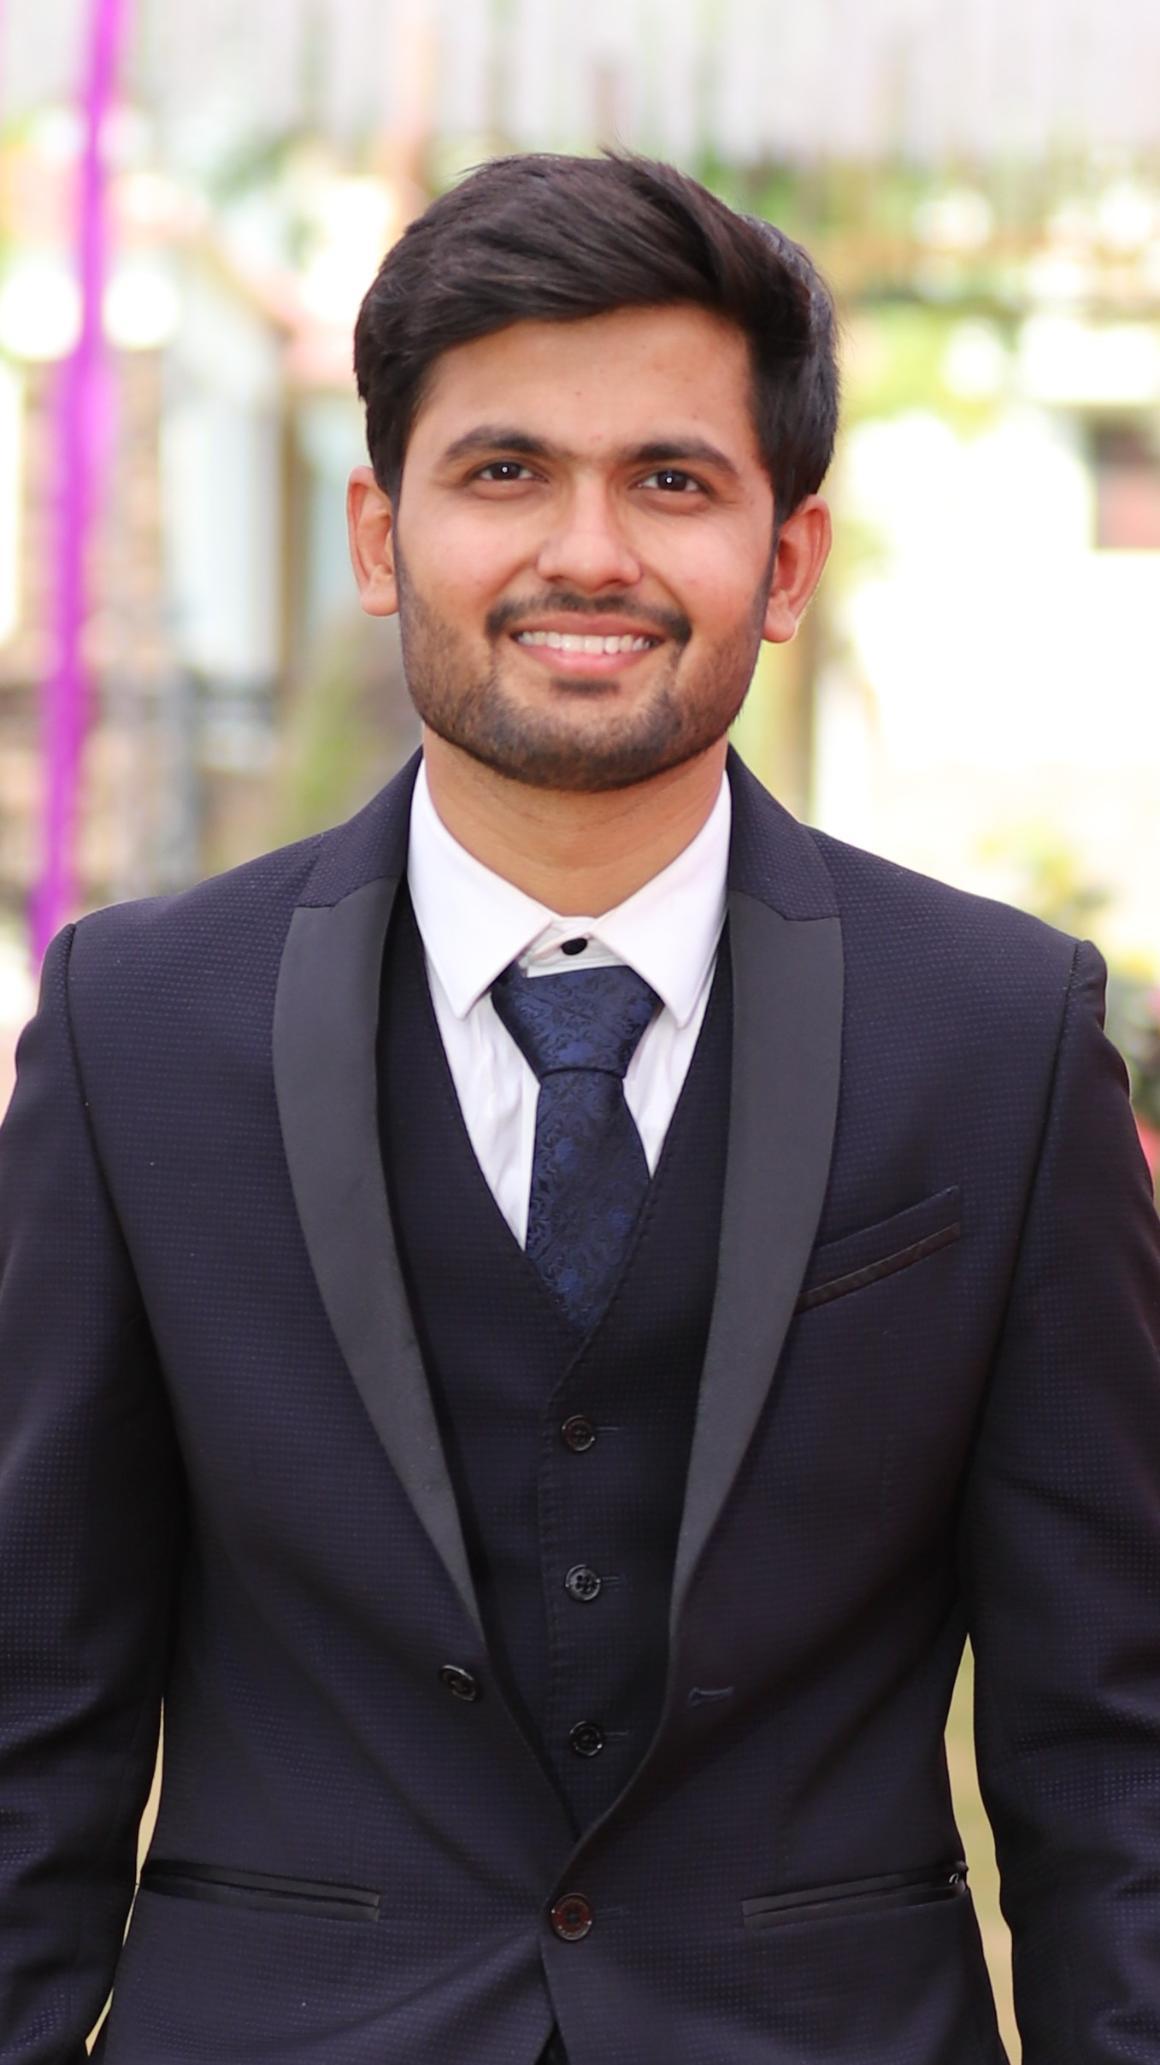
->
[31, 0, 128, 962]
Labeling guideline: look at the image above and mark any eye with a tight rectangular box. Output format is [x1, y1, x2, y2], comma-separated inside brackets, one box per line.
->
[473, 460, 538, 483]
[639, 468, 705, 495]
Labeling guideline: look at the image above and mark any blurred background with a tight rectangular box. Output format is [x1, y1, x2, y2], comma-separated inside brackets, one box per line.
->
[2, 2, 1159, 2053]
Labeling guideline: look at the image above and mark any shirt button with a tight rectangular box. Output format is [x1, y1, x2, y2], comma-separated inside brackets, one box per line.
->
[550, 1892, 594, 1941]
[561, 1416, 597, 1453]
[564, 1564, 603, 1603]
[439, 1664, 480, 1702]
[569, 1721, 605, 1758]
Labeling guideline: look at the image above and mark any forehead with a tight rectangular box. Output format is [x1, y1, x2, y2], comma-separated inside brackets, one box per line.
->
[409, 303, 762, 466]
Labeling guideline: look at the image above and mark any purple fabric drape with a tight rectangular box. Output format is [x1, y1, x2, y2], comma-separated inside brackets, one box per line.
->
[31, 0, 128, 962]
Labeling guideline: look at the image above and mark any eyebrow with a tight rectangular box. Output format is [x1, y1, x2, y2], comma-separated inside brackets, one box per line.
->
[439, 425, 742, 481]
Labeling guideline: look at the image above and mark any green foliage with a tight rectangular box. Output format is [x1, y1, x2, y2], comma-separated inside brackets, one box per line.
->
[978, 827, 1113, 938]
[1107, 973, 1160, 1133]
[842, 303, 1011, 435]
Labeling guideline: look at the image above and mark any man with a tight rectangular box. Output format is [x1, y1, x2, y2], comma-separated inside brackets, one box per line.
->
[1, 152, 1158, 2065]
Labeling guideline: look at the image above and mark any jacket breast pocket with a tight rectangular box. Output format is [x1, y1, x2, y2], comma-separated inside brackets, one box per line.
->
[796, 1186, 962, 1314]
[139, 1859, 380, 1922]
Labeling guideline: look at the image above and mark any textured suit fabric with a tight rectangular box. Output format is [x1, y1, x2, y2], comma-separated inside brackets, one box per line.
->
[0, 748, 1158, 2065]
[380, 892, 730, 1823]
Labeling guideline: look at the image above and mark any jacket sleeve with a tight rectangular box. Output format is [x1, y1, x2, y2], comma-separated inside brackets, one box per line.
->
[961, 937, 1160, 2064]
[0, 926, 185, 2064]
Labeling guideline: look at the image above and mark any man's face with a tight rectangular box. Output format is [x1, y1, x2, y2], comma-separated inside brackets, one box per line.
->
[350, 303, 823, 793]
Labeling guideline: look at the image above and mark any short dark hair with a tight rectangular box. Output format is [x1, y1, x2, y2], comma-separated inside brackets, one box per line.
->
[353, 152, 839, 524]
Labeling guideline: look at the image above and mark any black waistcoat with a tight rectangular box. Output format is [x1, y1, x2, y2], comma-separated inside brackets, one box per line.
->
[378, 892, 731, 1828]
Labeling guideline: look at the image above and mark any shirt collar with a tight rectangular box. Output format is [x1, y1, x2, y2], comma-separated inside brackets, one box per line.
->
[407, 759, 730, 1029]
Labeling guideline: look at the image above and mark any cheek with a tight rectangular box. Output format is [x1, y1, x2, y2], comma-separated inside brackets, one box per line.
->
[649, 523, 771, 628]
[427, 518, 534, 620]
[403, 566, 503, 639]
[675, 574, 761, 647]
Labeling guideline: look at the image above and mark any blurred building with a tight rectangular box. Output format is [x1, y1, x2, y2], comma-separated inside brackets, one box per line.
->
[0, 0, 1157, 974]
[5, 0, 1160, 173]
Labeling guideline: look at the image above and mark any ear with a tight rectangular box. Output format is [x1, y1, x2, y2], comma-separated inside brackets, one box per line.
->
[347, 465, 399, 618]
[762, 495, 832, 645]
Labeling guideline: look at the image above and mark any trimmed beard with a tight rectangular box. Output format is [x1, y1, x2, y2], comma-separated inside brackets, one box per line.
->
[393, 539, 774, 795]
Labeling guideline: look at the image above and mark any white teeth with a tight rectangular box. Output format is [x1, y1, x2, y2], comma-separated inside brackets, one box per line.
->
[515, 631, 656, 654]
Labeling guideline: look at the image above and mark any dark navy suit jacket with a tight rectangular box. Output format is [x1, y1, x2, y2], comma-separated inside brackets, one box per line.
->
[1, 749, 1159, 2064]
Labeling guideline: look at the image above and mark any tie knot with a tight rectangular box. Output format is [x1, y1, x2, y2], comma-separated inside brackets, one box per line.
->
[491, 960, 659, 1083]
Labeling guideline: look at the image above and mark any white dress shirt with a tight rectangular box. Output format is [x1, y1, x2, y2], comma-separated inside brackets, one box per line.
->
[406, 761, 731, 1248]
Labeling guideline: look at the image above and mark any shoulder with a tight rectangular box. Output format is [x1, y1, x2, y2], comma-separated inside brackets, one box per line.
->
[63, 756, 413, 1001]
[66, 828, 328, 999]
[727, 752, 1083, 1009]
[802, 825, 1094, 1061]
[813, 821, 1073, 958]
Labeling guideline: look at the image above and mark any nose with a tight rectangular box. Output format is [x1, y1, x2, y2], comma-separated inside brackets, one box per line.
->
[534, 481, 642, 591]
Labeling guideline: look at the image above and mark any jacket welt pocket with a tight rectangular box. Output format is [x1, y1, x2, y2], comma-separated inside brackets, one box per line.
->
[140, 1859, 380, 1922]
[742, 1861, 967, 1930]
[796, 1186, 962, 1313]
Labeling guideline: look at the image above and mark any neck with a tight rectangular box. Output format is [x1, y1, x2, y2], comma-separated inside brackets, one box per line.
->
[420, 731, 728, 915]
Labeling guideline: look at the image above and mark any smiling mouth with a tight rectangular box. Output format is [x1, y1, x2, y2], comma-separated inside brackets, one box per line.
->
[513, 630, 660, 656]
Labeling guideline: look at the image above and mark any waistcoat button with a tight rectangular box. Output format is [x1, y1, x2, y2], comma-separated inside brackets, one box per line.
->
[550, 1892, 594, 1941]
[439, 1665, 480, 1702]
[569, 1720, 605, 1758]
[561, 1415, 597, 1452]
[564, 1564, 603, 1602]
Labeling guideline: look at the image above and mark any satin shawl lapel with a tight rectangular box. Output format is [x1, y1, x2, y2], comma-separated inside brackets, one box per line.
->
[671, 753, 844, 1629]
[273, 757, 483, 1640]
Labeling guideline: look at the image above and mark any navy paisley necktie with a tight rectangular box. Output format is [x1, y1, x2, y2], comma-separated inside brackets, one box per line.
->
[490, 959, 659, 1334]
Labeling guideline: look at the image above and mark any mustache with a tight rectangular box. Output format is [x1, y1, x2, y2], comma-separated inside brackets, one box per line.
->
[486, 593, 692, 644]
